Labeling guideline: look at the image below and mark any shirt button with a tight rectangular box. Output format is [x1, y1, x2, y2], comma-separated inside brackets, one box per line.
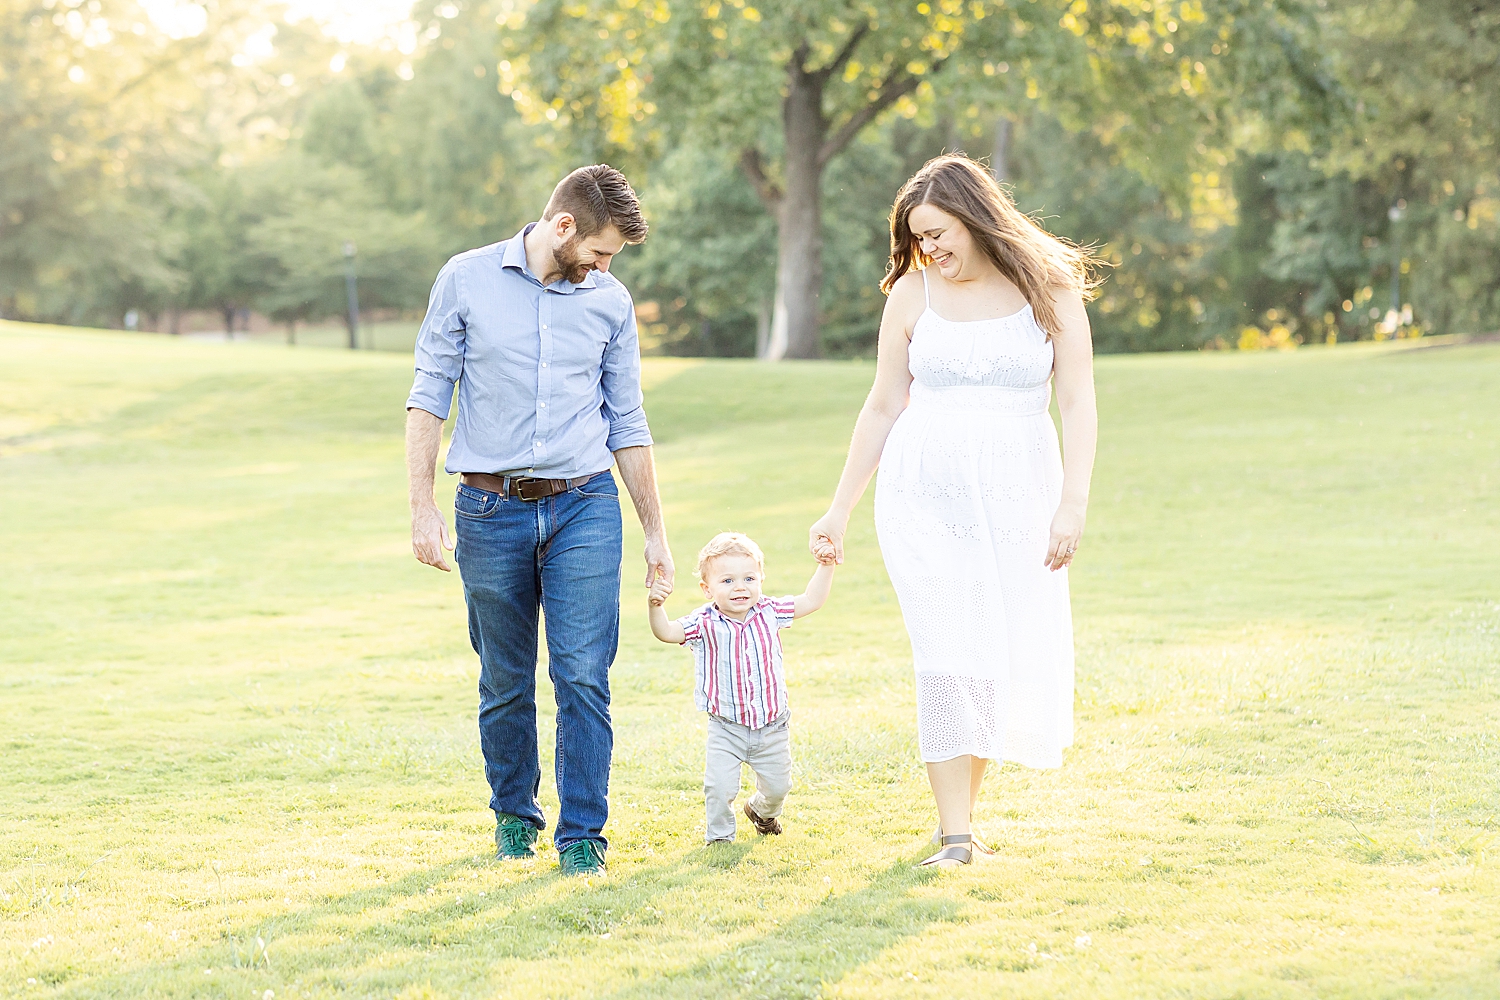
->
[534, 441, 541, 447]
[541, 362, 548, 368]
[542, 324, 548, 330]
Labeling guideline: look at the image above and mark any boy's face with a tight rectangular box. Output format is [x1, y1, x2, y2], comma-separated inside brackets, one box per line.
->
[700, 553, 763, 619]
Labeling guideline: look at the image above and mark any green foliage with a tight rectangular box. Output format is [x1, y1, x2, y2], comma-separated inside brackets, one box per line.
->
[618, 146, 776, 357]
[1, 0, 1495, 349]
[240, 155, 443, 327]
[0, 0, 193, 322]
[1330, 0, 1500, 336]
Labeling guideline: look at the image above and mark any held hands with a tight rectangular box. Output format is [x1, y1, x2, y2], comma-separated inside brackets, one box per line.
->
[643, 534, 675, 590]
[1045, 501, 1087, 572]
[412, 501, 454, 572]
[808, 510, 847, 566]
[648, 575, 672, 608]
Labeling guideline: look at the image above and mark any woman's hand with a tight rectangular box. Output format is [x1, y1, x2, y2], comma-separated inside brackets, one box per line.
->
[809, 510, 848, 566]
[1045, 501, 1087, 571]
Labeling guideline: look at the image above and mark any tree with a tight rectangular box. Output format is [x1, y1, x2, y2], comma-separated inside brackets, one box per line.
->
[510, 1, 1042, 357]
[508, 0, 1329, 357]
[0, 0, 192, 323]
[1306, 0, 1500, 336]
[240, 155, 443, 334]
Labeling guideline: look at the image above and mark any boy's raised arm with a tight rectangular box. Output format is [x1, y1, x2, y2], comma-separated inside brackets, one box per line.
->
[648, 579, 686, 643]
[793, 562, 835, 619]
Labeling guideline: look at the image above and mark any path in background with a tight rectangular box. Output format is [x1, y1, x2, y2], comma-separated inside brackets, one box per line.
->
[1, 322, 1497, 998]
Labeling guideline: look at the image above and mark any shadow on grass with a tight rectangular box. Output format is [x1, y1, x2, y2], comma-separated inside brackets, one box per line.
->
[601, 857, 961, 1000]
[51, 845, 959, 998]
[44, 841, 783, 997]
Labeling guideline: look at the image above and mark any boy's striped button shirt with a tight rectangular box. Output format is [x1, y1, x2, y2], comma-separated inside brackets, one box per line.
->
[676, 596, 795, 730]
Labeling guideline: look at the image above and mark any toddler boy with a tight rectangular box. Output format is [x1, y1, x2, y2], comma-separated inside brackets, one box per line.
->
[648, 532, 834, 843]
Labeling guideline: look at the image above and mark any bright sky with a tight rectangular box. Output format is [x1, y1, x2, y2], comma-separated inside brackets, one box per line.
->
[282, 0, 417, 46]
[138, 0, 417, 46]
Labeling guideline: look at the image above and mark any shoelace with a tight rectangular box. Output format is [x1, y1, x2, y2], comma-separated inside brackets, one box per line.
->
[564, 840, 603, 869]
[498, 823, 532, 854]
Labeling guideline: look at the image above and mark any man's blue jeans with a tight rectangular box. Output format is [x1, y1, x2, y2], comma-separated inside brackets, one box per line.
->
[453, 471, 621, 852]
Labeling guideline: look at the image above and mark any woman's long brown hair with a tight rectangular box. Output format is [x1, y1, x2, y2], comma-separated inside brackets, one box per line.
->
[882, 154, 1103, 337]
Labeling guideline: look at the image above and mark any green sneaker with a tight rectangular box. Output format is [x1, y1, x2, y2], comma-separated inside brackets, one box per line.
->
[557, 839, 606, 877]
[495, 813, 538, 860]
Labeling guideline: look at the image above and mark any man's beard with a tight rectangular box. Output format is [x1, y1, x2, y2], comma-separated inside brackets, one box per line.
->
[552, 236, 592, 284]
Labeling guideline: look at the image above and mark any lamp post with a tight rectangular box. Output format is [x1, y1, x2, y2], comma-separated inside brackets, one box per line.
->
[1387, 202, 1403, 324]
[342, 240, 360, 350]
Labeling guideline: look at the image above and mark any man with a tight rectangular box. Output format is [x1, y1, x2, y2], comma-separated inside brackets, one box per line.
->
[404, 164, 674, 877]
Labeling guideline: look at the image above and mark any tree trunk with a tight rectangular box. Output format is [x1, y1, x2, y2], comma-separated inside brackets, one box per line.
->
[755, 295, 771, 358]
[222, 306, 236, 338]
[778, 60, 827, 360]
[762, 284, 789, 360]
[992, 116, 1011, 183]
[744, 31, 924, 360]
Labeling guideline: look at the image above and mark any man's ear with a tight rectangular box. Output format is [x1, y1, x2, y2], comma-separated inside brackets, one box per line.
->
[551, 212, 576, 241]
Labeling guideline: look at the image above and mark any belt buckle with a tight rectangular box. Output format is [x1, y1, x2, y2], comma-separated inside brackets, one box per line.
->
[515, 478, 549, 501]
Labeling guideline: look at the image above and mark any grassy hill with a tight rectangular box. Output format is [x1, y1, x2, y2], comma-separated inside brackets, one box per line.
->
[1, 320, 1497, 998]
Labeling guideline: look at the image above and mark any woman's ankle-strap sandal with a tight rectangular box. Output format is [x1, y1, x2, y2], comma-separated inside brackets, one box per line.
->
[920, 833, 973, 867]
[932, 826, 995, 855]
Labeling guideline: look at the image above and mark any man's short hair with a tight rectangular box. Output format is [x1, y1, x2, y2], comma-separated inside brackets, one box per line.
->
[543, 164, 649, 244]
[696, 532, 765, 580]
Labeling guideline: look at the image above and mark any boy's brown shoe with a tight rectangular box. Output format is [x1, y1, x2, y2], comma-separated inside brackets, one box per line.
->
[744, 801, 782, 836]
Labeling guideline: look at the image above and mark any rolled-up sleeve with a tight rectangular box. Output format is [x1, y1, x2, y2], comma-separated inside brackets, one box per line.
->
[600, 295, 653, 451]
[406, 260, 465, 419]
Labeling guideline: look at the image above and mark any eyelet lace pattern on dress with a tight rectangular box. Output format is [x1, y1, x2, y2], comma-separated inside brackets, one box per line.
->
[874, 288, 1075, 770]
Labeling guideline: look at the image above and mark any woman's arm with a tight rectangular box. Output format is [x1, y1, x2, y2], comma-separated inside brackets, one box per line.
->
[808, 274, 923, 564]
[792, 562, 835, 618]
[1045, 289, 1098, 571]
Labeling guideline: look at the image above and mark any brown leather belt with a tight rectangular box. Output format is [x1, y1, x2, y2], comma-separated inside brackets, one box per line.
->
[460, 471, 603, 501]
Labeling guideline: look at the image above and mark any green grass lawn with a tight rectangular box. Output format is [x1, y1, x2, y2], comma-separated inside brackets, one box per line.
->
[1, 320, 1498, 999]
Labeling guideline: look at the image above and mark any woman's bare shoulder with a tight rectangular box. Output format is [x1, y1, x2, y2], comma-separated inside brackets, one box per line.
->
[889, 268, 926, 300]
[1047, 285, 1094, 349]
[884, 270, 926, 328]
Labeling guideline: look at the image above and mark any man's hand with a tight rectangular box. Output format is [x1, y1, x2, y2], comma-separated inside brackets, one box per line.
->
[412, 501, 454, 572]
[644, 534, 675, 590]
[405, 407, 454, 572]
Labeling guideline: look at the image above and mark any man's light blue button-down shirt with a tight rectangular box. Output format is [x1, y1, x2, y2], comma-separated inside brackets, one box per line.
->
[405, 224, 653, 479]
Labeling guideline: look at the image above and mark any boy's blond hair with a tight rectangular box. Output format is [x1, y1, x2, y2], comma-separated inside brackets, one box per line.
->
[696, 532, 765, 580]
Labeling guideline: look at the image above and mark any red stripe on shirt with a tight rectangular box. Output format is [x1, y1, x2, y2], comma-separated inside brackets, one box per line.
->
[751, 610, 777, 722]
[703, 612, 719, 715]
[735, 620, 751, 726]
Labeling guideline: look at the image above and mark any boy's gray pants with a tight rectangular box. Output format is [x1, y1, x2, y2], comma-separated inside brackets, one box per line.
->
[704, 713, 791, 842]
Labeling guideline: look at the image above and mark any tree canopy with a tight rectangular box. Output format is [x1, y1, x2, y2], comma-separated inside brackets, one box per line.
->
[1, 0, 1495, 354]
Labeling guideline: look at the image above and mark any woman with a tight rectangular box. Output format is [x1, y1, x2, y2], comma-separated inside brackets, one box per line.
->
[810, 154, 1100, 868]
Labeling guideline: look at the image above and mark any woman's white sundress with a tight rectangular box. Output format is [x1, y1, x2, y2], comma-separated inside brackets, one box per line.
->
[874, 270, 1074, 768]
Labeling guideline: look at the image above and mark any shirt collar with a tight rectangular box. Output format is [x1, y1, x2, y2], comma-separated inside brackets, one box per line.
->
[501, 222, 599, 294]
[707, 597, 770, 626]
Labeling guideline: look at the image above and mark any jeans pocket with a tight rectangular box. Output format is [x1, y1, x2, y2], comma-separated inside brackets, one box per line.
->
[454, 484, 501, 519]
[573, 473, 619, 501]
